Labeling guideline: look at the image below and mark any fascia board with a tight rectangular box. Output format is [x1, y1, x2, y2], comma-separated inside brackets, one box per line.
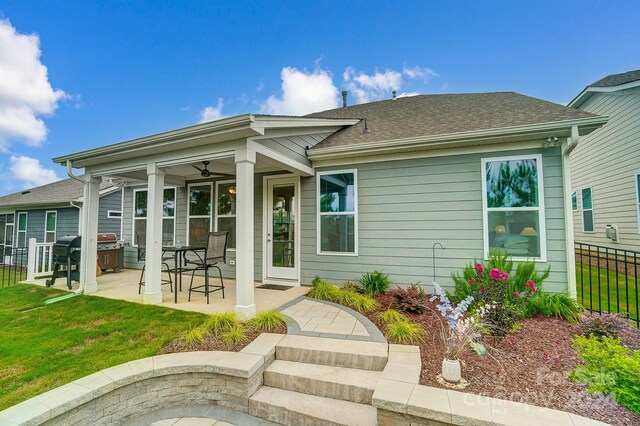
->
[569, 80, 640, 108]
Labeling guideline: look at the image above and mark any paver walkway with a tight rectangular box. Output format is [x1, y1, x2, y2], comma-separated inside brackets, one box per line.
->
[278, 296, 386, 342]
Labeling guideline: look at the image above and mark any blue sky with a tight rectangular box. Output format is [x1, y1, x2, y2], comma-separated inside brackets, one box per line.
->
[0, 0, 638, 195]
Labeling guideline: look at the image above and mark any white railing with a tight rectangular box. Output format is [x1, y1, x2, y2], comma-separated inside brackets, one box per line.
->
[26, 238, 55, 281]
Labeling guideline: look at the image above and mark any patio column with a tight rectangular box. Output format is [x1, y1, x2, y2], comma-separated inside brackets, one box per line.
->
[80, 174, 101, 293]
[234, 147, 256, 319]
[143, 164, 165, 304]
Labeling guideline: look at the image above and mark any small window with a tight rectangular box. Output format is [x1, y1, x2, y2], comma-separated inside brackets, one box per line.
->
[107, 210, 122, 219]
[582, 187, 594, 232]
[133, 187, 176, 246]
[16, 212, 27, 247]
[216, 181, 236, 249]
[188, 183, 212, 246]
[45, 211, 57, 243]
[317, 170, 358, 255]
[571, 191, 578, 212]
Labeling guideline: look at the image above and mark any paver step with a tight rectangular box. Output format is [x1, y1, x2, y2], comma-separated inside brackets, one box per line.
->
[275, 335, 388, 371]
[264, 360, 381, 404]
[249, 386, 377, 426]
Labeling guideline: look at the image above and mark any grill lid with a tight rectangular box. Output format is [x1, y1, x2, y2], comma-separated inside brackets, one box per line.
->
[97, 233, 118, 243]
[54, 235, 82, 248]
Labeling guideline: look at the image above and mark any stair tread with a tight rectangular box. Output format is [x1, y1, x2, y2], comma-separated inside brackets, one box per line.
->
[278, 335, 387, 356]
[250, 386, 377, 426]
[265, 360, 381, 390]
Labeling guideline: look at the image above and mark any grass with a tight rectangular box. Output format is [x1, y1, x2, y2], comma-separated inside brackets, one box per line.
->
[576, 263, 639, 322]
[246, 310, 287, 331]
[0, 284, 206, 410]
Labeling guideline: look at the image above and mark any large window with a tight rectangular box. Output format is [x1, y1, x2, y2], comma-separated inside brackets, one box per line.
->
[581, 187, 594, 232]
[16, 212, 27, 247]
[188, 183, 212, 246]
[482, 155, 546, 261]
[216, 181, 236, 249]
[317, 170, 357, 255]
[45, 211, 57, 243]
[133, 187, 176, 246]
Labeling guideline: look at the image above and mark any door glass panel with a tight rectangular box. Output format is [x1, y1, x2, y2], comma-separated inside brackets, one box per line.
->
[272, 185, 295, 268]
[189, 217, 210, 246]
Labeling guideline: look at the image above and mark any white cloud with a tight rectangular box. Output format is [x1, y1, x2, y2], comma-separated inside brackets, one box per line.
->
[262, 67, 339, 115]
[0, 19, 66, 150]
[343, 67, 403, 104]
[199, 97, 224, 123]
[402, 65, 438, 81]
[9, 155, 60, 188]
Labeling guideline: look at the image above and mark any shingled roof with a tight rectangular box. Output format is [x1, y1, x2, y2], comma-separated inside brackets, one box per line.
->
[590, 70, 640, 88]
[305, 92, 597, 149]
[0, 177, 113, 208]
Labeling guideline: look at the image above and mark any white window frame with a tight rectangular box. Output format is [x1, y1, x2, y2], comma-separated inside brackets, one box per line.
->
[16, 212, 27, 248]
[636, 174, 640, 234]
[215, 180, 236, 250]
[571, 191, 578, 212]
[44, 210, 57, 243]
[132, 187, 177, 247]
[581, 187, 594, 233]
[316, 169, 358, 256]
[107, 210, 122, 219]
[481, 154, 547, 262]
[187, 182, 213, 246]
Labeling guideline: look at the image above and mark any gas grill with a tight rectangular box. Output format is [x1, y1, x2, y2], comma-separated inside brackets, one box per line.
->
[97, 233, 124, 273]
[46, 235, 81, 289]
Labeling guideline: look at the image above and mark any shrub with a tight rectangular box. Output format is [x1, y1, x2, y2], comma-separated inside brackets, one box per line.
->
[526, 291, 583, 323]
[223, 325, 249, 345]
[334, 287, 360, 306]
[579, 312, 626, 339]
[181, 324, 206, 349]
[384, 320, 426, 344]
[309, 276, 379, 312]
[390, 284, 428, 314]
[247, 310, 287, 331]
[378, 309, 407, 324]
[358, 270, 391, 296]
[203, 312, 240, 336]
[342, 281, 362, 293]
[348, 293, 380, 312]
[308, 277, 340, 301]
[570, 335, 640, 414]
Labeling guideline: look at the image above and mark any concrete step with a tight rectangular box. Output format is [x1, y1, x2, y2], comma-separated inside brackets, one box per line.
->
[249, 386, 377, 426]
[275, 335, 388, 371]
[264, 360, 381, 404]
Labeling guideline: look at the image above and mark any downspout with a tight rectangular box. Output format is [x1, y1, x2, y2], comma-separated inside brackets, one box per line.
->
[561, 126, 579, 298]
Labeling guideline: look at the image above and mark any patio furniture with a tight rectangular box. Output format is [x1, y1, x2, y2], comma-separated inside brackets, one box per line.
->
[162, 244, 206, 304]
[186, 231, 228, 303]
[46, 235, 82, 290]
[136, 231, 173, 294]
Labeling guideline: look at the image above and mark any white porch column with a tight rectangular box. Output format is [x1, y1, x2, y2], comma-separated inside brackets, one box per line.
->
[144, 164, 165, 304]
[80, 175, 101, 293]
[563, 128, 579, 298]
[235, 147, 256, 319]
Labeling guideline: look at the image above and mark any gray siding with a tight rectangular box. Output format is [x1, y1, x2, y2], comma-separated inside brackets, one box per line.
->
[299, 147, 569, 294]
[257, 133, 333, 167]
[98, 189, 123, 238]
[15, 207, 79, 244]
[571, 86, 640, 251]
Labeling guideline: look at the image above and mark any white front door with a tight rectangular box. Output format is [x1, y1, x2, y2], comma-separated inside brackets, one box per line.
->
[264, 176, 299, 282]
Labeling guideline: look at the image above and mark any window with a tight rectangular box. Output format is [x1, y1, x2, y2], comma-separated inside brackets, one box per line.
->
[188, 183, 212, 246]
[571, 191, 578, 212]
[482, 155, 546, 261]
[317, 170, 357, 255]
[216, 181, 236, 249]
[581, 187, 594, 232]
[16, 212, 27, 247]
[107, 210, 122, 219]
[45, 211, 57, 243]
[133, 188, 176, 246]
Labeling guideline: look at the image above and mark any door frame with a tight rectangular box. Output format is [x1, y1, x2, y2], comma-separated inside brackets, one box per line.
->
[262, 174, 301, 285]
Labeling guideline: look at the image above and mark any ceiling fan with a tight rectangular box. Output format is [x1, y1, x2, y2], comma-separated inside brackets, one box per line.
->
[192, 161, 234, 178]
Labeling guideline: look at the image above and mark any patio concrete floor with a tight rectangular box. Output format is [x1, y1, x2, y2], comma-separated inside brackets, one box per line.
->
[31, 268, 309, 315]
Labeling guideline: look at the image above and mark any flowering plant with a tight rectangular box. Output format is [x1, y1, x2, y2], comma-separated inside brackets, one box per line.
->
[430, 282, 484, 360]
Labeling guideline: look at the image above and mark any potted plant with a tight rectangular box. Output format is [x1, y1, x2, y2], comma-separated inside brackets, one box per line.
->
[430, 282, 484, 388]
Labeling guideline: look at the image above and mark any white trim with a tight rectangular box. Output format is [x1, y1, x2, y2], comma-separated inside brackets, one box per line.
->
[107, 210, 122, 218]
[215, 179, 236, 250]
[186, 182, 213, 246]
[316, 169, 358, 256]
[569, 79, 640, 108]
[481, 154, 547, 262]
[247, 140, 314, 176]
[132, 186, 177, 246]
[636, 173, 640, 235]
[16, 211, 27, 248]
[571, 191, 578, 212]
[581, 187, 594, 233]
[120, 188, 124, 239]
[44, 210, 57, 243]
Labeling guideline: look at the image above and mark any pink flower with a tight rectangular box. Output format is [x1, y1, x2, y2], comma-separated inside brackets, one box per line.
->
[468, 279, 475, 286]
[501, 272, 509, 281]
[489, 268, 502, 280]
[526, 280, 537, 292]
[474, 263, 484, 274]
[513, 292, 521, 298]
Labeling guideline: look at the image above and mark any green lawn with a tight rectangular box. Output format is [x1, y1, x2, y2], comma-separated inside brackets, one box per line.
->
[576, 263, 639, 323]
[0, 285, 206, 410]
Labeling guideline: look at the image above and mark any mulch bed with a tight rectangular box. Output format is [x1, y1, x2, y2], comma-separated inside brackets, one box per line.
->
[159, 324, 287, 354]
[363, 294, 640, 426]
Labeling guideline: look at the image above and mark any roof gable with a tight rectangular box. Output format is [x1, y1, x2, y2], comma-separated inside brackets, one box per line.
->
[0, 177, 114, 209]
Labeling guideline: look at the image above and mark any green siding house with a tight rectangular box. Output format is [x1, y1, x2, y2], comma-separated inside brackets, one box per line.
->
[52, 92, 606, 318]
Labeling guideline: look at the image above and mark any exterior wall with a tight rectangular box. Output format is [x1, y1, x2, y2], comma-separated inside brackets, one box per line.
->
[300, 147, 569, 293]
[15, 207, 79, 244]
[571, 86, 640, 251]
[97, 189, 123, 238]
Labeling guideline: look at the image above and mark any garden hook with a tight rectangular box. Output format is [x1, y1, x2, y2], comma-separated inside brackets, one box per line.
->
[432, 242, 445, 282]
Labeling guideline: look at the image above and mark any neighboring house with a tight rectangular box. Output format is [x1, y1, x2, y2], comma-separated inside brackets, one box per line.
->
[52, 92, 607, 318]
[569, 70, 640, 252]
[0, 177, 123, 263]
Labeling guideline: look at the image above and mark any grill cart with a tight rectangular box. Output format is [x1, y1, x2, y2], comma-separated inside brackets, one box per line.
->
[97, 233, 124, 273]
[46, 235, 81, 289]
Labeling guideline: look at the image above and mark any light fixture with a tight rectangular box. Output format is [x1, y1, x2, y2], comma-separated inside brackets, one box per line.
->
[520, 226, 538, 236]
[494, 225, 506, 234]
[228, 185, 237, 195]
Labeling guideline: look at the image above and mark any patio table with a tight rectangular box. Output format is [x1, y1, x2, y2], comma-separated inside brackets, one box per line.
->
[162, 245, 206, 304]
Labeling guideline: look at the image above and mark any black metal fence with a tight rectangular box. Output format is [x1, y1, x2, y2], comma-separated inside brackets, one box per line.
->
[575, 242, 640, 327]
[0, 246, 28, 288]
